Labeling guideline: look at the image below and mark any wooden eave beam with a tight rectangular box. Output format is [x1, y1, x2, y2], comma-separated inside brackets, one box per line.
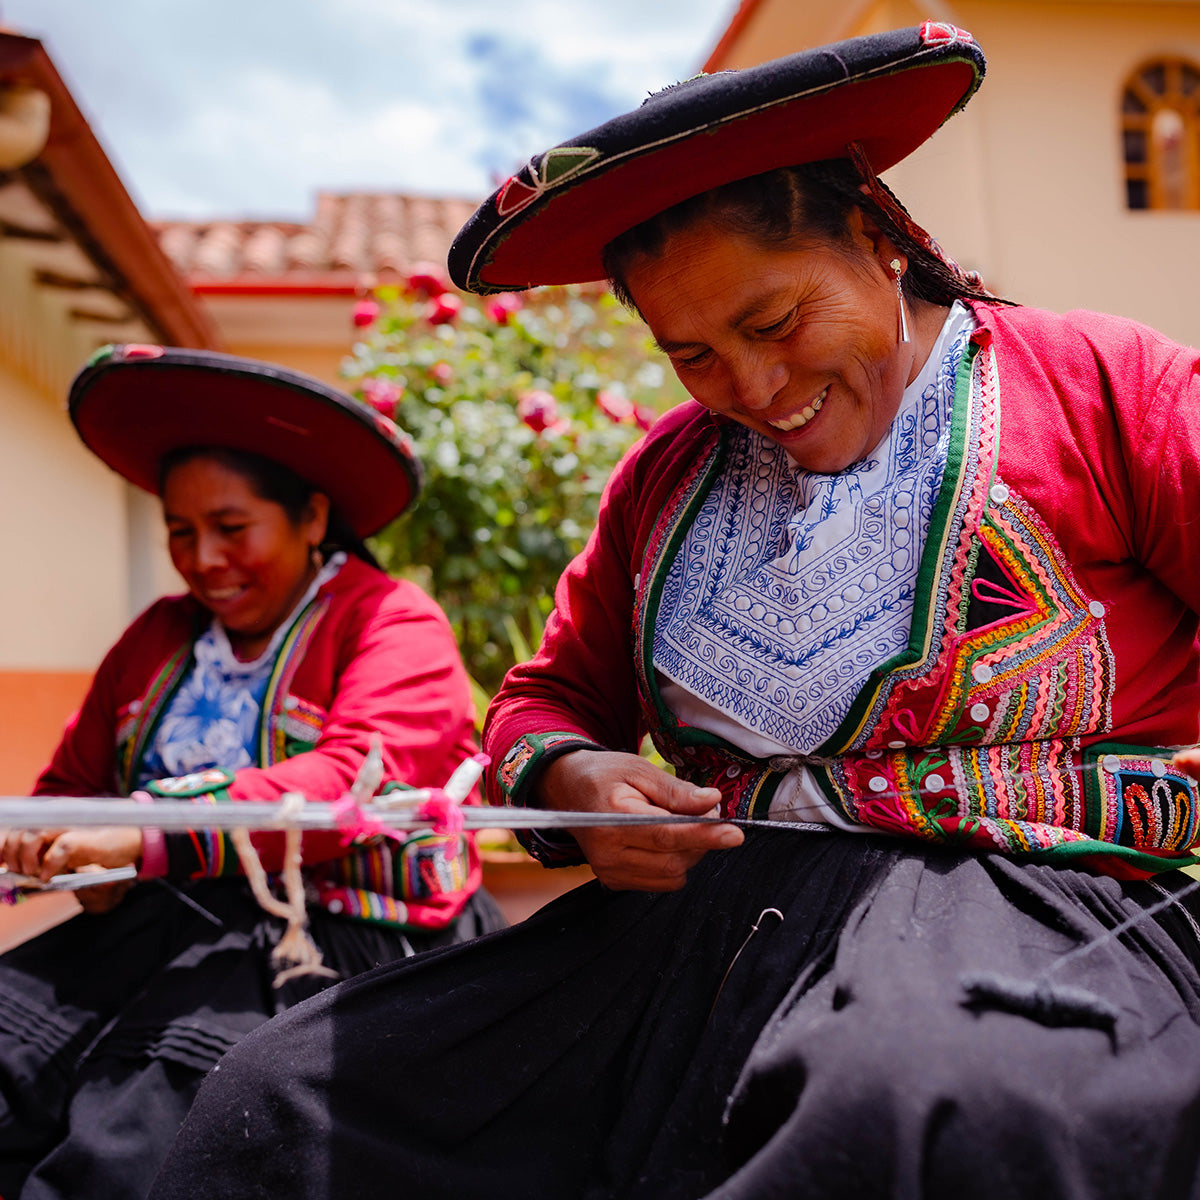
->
[0, 31, 222, 350]
[32, 267, 102, 290]
[0, 217, 60, 241]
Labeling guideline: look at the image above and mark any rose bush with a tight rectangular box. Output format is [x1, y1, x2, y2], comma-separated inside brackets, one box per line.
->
[343, 271, 687, 692]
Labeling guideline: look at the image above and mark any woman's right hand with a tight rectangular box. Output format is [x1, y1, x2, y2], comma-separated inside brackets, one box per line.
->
[534, 750, 743, 892]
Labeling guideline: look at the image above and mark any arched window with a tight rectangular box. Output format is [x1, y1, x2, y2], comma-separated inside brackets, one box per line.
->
[1122, 56, 1200, 210]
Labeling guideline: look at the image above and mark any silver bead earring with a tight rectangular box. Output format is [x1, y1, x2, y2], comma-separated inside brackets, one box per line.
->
[890, 258, 910, 345]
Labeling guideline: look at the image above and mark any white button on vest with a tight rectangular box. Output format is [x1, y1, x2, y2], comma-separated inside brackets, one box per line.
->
[887, 739, 906, 750]
[1102, 754, 1122, 775]
[326, 899, 344, 914]
[989, 483, 1010, 504]
[972, 663, 993, 684]
[1151, 759, 1169, 778]
[925, 773, 946, 793]
[1088, 601, 1106, 619]
[868, 776, 889, 793]
[284, 696, 299, 710]
[970, 703, 990, 722]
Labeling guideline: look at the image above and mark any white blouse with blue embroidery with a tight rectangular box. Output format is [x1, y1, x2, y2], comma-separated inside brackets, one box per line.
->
[653, 302, 975, 825]
[136, 554, 346, 788]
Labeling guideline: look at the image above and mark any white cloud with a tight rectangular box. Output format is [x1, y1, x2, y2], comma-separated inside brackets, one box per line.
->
[0, 0, 737, 218]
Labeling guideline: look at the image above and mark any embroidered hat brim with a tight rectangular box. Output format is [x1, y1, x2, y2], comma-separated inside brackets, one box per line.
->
[69, 344, 423, 538]
[449, 23, 984, 294]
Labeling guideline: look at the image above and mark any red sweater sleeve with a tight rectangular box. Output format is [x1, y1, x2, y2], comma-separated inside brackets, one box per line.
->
[483, 403, 718, 815]
[33, 603, 184, 798]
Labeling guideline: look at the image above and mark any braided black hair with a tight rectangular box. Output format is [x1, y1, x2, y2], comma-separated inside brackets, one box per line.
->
[603, 158, 1009, 311]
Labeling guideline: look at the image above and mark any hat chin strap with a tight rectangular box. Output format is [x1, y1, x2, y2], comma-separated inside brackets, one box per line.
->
[847, 142, 986, 294]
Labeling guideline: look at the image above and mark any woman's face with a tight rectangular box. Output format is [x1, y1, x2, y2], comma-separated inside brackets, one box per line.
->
[161, 456, 329, 656]
[623, 211, 925, 474]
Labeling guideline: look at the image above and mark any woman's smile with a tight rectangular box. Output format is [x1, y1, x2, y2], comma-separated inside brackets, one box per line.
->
[766, 387, 828, 433]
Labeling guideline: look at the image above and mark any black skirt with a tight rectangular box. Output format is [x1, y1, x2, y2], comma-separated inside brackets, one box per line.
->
[149, 831, 1200, 1200]
[0, 878, 505, 1200]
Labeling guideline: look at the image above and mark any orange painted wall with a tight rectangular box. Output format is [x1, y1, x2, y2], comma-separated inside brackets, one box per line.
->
[0, 671, 92, 794]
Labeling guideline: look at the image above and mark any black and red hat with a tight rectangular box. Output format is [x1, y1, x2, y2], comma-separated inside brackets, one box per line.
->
[69, 344, 423, 538]
[449, 23, 984, 294]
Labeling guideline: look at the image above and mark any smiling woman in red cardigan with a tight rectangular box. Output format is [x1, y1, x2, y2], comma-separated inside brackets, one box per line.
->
[0, 346, 503, 1200]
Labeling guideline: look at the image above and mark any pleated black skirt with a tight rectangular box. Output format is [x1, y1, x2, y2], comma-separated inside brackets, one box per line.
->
[0, 878, 505, 1200]
[149, 831, 1200, 1200]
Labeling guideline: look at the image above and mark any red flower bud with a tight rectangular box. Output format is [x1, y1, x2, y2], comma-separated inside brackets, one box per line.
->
[425, 294, 463, 326]
[597, 389, 635, 424]
[362, 377, 403, 416]
[407, 262, 450, 298]
[485, 292, 524, 325]
[352, 299, 380, 329]
[517, 389, 558, 434]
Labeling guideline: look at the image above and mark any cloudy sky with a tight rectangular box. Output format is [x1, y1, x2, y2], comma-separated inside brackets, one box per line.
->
[3, 0, 736, 220]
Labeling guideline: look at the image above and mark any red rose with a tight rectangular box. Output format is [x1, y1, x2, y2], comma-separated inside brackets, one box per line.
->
[352, 299, 380, 329]
[485, 293, 524, 325]
[597, 389, 634, 423]
[634, 404, 657, 431]
[362, 377, 403, 416]
[517, 389, 558, 434]
[425, 294, 463, 326]
[408, 262, 451, 298]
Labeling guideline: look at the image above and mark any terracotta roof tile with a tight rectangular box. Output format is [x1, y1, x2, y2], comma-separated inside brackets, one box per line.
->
[154, 192, 478, 286]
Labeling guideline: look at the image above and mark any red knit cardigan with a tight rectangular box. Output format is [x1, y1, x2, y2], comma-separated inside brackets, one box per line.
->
[37, 556, 482, 928]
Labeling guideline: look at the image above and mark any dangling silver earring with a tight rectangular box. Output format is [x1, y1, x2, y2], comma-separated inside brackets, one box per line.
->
[890, 258, 910, 344]
[310, 545, 323, 570]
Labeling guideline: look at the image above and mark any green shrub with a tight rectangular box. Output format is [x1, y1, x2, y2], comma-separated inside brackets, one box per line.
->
[342, 271, 687, 692]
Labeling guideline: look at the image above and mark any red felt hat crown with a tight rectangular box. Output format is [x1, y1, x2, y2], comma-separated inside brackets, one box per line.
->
[69, 344, 423, 538]
[449, 23, 984, 294]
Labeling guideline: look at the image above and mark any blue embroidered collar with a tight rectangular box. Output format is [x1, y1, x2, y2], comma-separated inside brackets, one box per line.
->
[654, 304, 974, 754]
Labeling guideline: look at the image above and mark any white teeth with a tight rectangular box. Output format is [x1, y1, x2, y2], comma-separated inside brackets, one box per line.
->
[768, 389, 826, 432]
[206, 587, 243, 601]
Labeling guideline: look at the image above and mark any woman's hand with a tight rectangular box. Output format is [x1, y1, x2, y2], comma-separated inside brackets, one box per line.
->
[38, 828, 143, 914]
[535, 750, 744, 892]
[1175, 749, 1200, 783]
[0, 828, 65, 878]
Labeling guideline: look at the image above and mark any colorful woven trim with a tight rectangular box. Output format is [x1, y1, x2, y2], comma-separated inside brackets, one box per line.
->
[259, 597, 329, 766]
[321, 833, 471, 901]
[811, 741, 1198, 873]
[144, 769, 240, 879]
[280, 696, 327, 753]
[495, 731, 603, 804]
[634, 424, 728, 742]
[1081, 743, 1200, 856]
[316, 886, 409, 927]
[116, 645, 193, 793]
[827, 331, 1114, 757]
[314, 818, 481, 929]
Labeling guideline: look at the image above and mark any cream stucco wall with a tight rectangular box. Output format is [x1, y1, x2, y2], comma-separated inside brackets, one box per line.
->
[710, 0, 1200, 346]
[0, 360, 131, 669]
[0, 241, 180, 673]
[199, 294, 362, 389]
